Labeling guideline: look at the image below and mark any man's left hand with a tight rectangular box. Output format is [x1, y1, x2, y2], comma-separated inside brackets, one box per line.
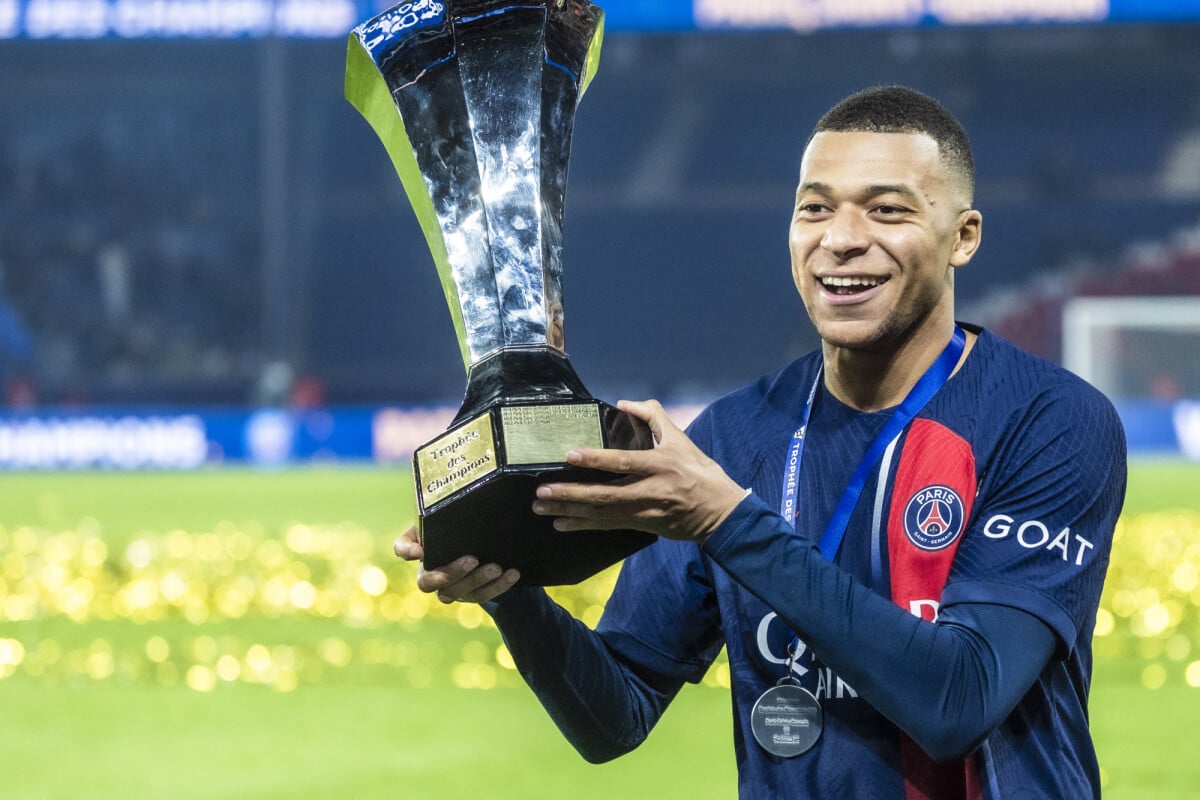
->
[531, 399, 747, 543]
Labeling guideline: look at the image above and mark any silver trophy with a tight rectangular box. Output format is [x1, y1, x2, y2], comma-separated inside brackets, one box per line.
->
[345, 0, 653, 585]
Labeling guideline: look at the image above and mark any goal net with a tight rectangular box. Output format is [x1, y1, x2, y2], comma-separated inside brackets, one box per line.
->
[1062, 296, 1200, 401]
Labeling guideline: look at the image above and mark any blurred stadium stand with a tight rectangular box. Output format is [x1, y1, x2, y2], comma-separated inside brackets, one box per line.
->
[1, 23, 1198, 408]
[974, 221, 1200, 393]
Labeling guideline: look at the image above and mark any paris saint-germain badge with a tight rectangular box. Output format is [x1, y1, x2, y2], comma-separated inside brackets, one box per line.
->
[903, 485, 966, 551]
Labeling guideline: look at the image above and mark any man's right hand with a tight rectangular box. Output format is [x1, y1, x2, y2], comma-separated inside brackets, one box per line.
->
[393, 526, 521, 604]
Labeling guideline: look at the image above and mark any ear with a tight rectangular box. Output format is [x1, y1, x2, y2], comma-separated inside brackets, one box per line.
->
[950, 209, 982, 268]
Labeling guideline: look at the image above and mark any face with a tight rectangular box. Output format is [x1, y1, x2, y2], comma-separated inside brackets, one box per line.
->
[789, 131, 981, 354]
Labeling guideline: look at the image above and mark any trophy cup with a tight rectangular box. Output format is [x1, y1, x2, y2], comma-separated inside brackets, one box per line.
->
[345, 0, 655, 585]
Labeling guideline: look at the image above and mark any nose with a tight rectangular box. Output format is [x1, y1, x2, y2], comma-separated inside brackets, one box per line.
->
[819, 207, 869, 261]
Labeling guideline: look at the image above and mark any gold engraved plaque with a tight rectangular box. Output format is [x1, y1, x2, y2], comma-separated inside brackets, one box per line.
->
[501, 404, 603, 465]
[415, 415, 499, 508]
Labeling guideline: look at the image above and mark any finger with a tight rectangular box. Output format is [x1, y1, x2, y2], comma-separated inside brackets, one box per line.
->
[534, 495, 657, 535]
[415, 554, 480, 594]
[433, 562, 507, 603]
[616, 398, 661, 421]
[617, 398, 672, 445]
[564, 445, 659, 476]
[455, 568, 521, 604]
[535, 479, 642, 508]
[532, 496, 619, 519]
[393, 526, 424, 561]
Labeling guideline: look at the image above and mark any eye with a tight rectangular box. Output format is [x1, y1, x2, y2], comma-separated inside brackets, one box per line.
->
[872, 203, 909, 217]
[794, 202, 829, 218]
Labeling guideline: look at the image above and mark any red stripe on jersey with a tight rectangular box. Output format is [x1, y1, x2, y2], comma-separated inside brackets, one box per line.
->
[886, 418, 983, 800]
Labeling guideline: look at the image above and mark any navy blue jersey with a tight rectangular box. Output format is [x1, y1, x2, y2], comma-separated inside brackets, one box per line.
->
[596, 326, 1126, 798]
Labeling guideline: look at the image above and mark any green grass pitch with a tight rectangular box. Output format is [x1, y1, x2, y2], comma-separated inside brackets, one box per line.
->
[0, 461, 1197, 799]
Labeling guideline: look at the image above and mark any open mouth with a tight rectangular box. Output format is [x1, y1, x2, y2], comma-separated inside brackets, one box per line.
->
[819, 275, 889, 296]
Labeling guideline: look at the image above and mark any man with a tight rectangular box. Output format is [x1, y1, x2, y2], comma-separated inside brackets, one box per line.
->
[396, 86, 1126, 798]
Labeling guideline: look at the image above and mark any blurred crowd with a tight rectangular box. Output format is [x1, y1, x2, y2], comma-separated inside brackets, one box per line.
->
[0, 29, 1196, 409]
[0, 126, 261, 406]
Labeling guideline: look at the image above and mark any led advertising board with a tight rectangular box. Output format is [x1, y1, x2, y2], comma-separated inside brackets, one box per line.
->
[0, 0, 1197, 39]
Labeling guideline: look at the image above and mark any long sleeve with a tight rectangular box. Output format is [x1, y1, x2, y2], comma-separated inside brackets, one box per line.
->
[483, 586, 686, 763]
[703, 495, 1056, 763]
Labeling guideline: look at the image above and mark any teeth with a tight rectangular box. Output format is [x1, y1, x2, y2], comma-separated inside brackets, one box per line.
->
[821, 276, 884, 288]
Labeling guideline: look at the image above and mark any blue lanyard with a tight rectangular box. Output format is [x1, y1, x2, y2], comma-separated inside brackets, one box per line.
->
[779, 326, 967, 561]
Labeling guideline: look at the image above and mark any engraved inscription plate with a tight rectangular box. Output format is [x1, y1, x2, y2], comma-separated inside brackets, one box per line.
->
[501, 404, 603, 465]
[415, 415, 499, 508]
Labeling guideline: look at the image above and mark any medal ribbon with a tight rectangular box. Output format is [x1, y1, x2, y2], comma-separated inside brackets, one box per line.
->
[760, 326, 967, 758]
[778, 325, 966, 561]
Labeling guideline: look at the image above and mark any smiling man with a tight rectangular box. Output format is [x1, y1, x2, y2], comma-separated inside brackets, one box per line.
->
[396, 86, 1127, 799]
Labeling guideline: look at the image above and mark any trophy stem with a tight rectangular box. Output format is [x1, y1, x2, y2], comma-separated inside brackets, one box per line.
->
[454, 345, 594, 425]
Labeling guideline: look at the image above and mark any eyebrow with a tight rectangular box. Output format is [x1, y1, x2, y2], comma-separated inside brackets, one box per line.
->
[797, 181, 927, 205]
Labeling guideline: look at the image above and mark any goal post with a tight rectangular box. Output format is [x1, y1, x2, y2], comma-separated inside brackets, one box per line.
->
[1062, 296, 1200, 401]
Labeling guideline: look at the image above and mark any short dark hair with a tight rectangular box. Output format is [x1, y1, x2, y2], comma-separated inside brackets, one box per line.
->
[810, 86, 975, 201]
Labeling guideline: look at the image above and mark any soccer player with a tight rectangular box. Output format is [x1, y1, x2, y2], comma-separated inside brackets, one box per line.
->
[395, 86, 1127, 799]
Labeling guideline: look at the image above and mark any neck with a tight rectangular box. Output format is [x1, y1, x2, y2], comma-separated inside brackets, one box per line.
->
[822, 319, 971, 412]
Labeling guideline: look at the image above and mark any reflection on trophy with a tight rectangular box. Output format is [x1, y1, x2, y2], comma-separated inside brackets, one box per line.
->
[345, 0, 654, 585]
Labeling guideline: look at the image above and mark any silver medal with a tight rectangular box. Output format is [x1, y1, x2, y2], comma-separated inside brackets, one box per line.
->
[750, 680, 823, 758]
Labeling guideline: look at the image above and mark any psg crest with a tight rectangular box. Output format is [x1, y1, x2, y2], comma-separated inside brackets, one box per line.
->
[903, 485, 965, 551]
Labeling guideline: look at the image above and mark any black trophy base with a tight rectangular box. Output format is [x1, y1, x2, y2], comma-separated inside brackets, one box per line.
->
[413, 349, 656, 586]
[420, 464, 654, 587]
